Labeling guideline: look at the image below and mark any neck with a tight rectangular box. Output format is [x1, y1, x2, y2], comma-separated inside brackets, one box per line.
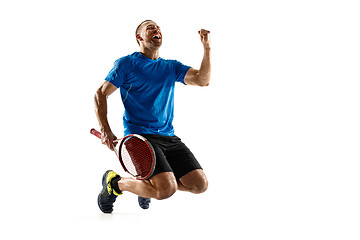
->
[139, 47, 160, 60]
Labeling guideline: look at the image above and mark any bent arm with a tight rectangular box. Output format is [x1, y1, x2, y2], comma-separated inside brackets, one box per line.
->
[94, 81, 118, 150]
[184, 29, 211, 87]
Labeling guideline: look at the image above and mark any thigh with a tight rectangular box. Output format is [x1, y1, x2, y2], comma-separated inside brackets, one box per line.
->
[165, 137, 203, 180]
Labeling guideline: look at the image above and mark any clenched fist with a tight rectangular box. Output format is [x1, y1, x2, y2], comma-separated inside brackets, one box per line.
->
[198, 29, 211, 48]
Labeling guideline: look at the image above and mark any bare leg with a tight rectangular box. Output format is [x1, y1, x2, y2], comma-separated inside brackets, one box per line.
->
[177, 169, 208, 194]
[117, 172, 178, 200]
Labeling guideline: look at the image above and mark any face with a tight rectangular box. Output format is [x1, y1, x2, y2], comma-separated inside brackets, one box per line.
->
[137, 21, 162, 48]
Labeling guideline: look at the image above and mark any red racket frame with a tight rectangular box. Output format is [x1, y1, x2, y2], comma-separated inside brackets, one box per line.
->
[90, 128, 156, 180]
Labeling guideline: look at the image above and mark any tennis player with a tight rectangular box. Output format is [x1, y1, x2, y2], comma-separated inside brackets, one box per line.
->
[95, 20, 211, 213]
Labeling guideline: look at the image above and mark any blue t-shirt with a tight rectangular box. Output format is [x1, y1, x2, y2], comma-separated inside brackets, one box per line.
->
[105, 52, 191, 136]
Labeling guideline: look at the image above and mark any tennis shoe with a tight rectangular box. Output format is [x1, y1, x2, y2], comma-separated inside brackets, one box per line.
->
[138, 196, 151, 209]
[98, 170, 122, 213]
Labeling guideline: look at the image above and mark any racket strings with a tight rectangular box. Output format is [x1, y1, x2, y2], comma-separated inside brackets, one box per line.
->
[121, 136, 153, 177]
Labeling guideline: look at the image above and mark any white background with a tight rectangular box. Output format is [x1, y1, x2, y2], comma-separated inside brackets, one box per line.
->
[1, 0, 359, 239]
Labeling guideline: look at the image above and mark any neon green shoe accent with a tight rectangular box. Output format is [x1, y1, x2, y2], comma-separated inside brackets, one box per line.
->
[106, 171, 123, 196]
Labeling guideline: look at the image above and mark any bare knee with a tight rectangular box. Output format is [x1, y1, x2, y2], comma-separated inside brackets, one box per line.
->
[155, 182, 177, 200]
[179, 170, 209, 194]
[150, 172, 178, 200]
[191, 177, 208, 194]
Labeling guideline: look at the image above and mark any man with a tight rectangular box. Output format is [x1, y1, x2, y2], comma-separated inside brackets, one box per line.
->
[95, 20, 211, 213]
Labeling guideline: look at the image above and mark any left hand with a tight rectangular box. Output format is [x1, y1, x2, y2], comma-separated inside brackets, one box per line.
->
[198, 29, 211, 48]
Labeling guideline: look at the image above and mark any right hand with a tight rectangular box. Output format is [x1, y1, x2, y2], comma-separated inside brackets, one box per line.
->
[198, 29, 211, 49]
[101, 130, 118, 151]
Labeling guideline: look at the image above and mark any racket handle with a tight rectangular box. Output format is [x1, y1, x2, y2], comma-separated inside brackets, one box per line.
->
[90, 128, 102, 139]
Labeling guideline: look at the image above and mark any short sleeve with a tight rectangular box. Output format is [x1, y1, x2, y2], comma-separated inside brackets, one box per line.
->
[171, 60, 191, 84]
[105, 57, 129, 88]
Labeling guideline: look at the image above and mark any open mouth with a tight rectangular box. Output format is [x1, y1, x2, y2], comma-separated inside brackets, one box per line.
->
[152, 35, 161, 40]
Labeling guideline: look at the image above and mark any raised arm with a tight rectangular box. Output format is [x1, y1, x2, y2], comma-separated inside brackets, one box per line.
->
[94, 81, 118, 150]
[184, 29, 211, 87]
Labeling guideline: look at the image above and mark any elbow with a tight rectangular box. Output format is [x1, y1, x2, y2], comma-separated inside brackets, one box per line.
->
[95, 86, 108, 99]
[198, 76, 210, 87]
[94, 89, 100, 104]
[94, 88, 105, 106]
[95, 85, 103, 96]
[197, 71, 210, 87]
[199, 81, 210, 87]
[185, 73, 210, 87]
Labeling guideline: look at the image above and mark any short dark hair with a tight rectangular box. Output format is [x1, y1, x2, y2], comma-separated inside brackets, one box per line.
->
[135, 20, 154, 45]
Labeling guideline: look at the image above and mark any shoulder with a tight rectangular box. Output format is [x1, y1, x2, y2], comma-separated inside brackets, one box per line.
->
[112, 53, 137, 71]
[114, 53, 135, 65]
[161, 58, 184, 69]
[163, 58, 191, 72]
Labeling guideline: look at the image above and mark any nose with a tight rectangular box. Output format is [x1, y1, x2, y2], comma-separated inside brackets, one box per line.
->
[153, 25, 160, 32]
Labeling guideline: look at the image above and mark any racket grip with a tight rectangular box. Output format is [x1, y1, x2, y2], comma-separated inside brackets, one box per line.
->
[90, 128, 102, 139]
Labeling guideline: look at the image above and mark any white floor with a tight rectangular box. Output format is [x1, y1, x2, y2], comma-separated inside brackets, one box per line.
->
[3, 157, 359, 240]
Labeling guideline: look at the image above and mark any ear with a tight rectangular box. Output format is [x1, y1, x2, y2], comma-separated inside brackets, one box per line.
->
[136, 34, 143, 42]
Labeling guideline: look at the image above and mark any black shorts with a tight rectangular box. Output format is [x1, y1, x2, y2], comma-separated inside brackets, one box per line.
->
[141, 134, 202, 180]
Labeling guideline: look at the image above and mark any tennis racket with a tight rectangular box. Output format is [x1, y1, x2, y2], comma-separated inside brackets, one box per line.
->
[90, 128, 156, 180]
